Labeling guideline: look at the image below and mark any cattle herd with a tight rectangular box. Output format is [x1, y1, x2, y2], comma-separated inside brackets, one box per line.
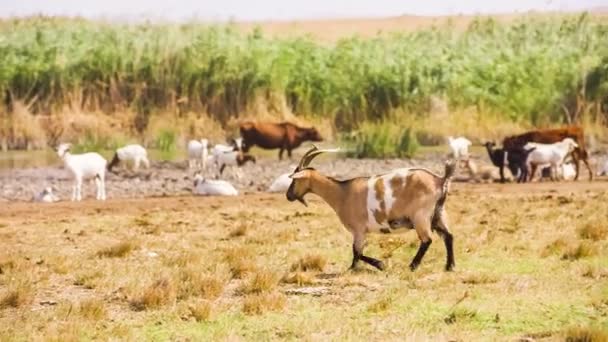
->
[34, 123, 606, 203]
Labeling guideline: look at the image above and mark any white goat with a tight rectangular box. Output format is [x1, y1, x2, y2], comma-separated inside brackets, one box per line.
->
[33, 187, 60, 203]
[107, 144, 150, 171]
[448, 136, 472, 159]
[267, 172, 293, 193]
[287, 146, 456, 272]
[192, 173, 238, 196]
[524, 138, 578, 181]
[56, 143, 107, 201]
[187, 139, 209, 169]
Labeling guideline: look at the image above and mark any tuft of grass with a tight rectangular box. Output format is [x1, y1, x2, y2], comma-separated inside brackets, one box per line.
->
[343, 121, 419, 158]
[541, 237, 573, 258]
[178, 267, 226, 300]
[73, 270, 103, 289]
[0, 282, 33, 309]
[96, 241, 137, 258]
[223, 246, 257, 279]
[461, 272, 499, 285]
[290, 254, 327, 272]
[578, 221, 608, 241]
[239, 269, 279, 295]
[189, 300, 212, 322]
[130, 278, 176, 311]
[78, 298, 107, 320]
[228, 223, 248, 238]
[242, 292, 286, 316]
[367, 296, 393, 313]
[562, 241, 599, 261]
[281, 272, 315, 286]
[562, 326, 608, 342]
[444, 307, 478, 325]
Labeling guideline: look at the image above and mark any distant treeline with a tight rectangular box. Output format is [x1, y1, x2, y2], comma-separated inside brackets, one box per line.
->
[1, 14, 607, 130]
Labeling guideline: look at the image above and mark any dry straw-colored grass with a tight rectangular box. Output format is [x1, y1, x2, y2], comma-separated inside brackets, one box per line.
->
[96, 241, 137, 258]
[178, 267, 226, 300]
[78, 298, 107, 320]
[189, 300, 213, 322]
[130, 278, 176, 311]
[578, 221, 608, 241]
[282, 271, 315, 286]
[562, 326, 608, 342]
[0, 287, 32, 309]
[223, 246, 257, 279]
[242, 292, 286, 316]
[290, 254, 327, 272]
[228, 222, 249, 238]
[562, 241, 600, 261]
[239, 269, 279, 295]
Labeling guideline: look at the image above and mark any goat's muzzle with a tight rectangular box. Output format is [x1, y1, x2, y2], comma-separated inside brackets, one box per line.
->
[286, 183, 307, 207]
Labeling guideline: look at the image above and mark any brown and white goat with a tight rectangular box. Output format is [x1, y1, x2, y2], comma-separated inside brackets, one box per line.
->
[286, 146, 457, 272]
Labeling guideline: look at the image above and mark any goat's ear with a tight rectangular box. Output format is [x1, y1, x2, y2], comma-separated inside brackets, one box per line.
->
[290, 170, 307, 179]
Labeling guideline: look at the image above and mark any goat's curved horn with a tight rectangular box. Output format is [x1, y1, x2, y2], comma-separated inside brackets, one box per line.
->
[298, 145, 340, 169]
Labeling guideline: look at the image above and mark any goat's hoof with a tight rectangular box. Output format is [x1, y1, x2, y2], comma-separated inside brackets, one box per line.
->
[376, 261, 386, 271]
[409, 263, 419, 272]
[445, 264, 455, 272]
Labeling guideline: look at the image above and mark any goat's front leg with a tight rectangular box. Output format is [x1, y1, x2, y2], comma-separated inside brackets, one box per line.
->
[95, 177, 101, 200]
[71, 183, 77, 201]
[351, 232, 385, 271]
[75, 178, 83, 201]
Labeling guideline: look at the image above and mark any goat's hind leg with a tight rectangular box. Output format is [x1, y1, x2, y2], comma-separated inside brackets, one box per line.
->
[350, 232, 385, 271]
[410, 216, 433, 271]
[432, 209, 455, 271]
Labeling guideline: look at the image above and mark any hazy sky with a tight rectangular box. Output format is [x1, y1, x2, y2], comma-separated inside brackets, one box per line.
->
[0, 0, 605, 21]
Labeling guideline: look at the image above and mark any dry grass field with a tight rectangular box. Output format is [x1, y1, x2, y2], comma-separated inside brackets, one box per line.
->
[235, 11, 608, 41]
[1, 181, 607, 340]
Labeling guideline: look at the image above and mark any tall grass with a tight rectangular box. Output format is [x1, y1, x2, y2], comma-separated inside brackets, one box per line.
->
[1, 14, 607, 153]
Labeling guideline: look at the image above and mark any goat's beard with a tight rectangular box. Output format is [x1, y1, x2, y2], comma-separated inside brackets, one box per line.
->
[297, 197, 308, 207]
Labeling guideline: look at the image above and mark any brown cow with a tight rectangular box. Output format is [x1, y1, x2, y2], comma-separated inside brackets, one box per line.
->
[501, 125, 593, 182]
[239, 122, 323, 160]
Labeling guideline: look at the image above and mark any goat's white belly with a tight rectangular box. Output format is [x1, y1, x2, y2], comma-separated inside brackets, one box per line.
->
[365, 169, 409, 231]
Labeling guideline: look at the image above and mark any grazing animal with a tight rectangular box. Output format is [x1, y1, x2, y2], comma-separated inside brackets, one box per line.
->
[107, 144, 150, 172]
[56, 143, 107, 201]
[240, 121, 323, 160]
[447, 136, 472, 159]
[501, 126, 592, 182]
[505, 147, 537, 183]
[187, 139, 209, 169]
[215, 150, 256, 178]
[192, 173, 238, 196]
[483, 141, 526, 182]
[523, 138, 578, 181]
[33, 187, 60, 203]
[286, 146, 456, 272]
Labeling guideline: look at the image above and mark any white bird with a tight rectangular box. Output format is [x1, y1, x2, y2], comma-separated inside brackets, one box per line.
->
[192, 173, 238, 196]
[267, 172, 292, 193]
[33, 187, 60, 203]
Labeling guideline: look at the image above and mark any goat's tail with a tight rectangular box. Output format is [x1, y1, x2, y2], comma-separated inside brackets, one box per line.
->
[107, 152, 119, 172]
[432, 160, 456, 226]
